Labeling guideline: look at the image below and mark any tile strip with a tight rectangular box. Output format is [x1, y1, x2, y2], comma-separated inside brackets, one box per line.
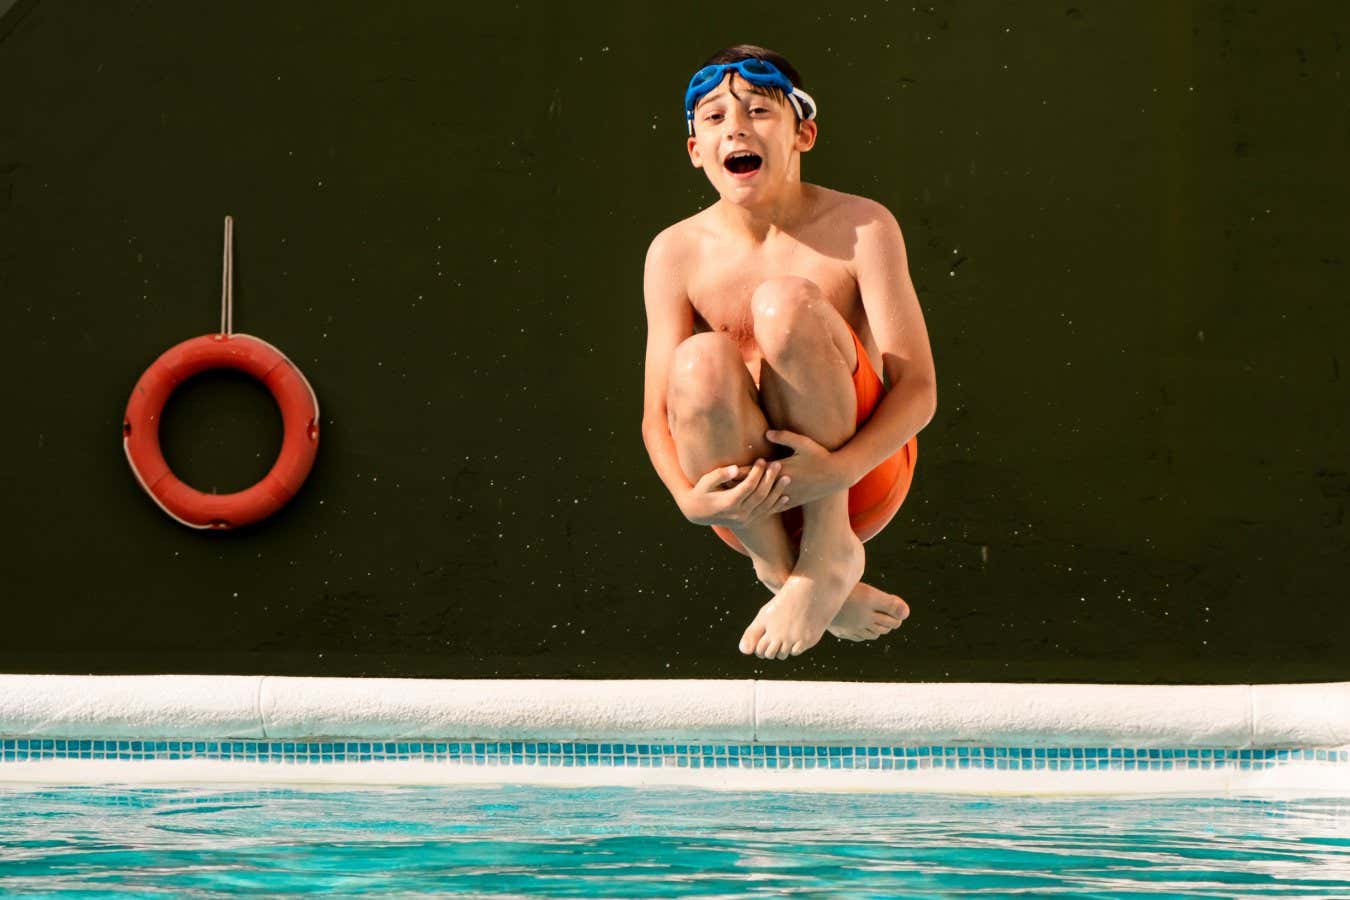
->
[3, 738, 1347, 771]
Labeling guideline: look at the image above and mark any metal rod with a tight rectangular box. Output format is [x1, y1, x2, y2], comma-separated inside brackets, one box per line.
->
[220, 215, 234, 335]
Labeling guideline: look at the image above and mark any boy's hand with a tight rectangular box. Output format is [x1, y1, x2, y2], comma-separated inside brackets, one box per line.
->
[765, 429, 852, 510]
[679, 459, 791, 528]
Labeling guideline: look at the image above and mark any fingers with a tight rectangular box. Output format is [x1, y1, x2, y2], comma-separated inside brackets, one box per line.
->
[696, 458, 793, 527]
[695, 464, 741, 492]
[747, 459, 781, 510]
[729, 458, 783, 507]
[733, 459, 791, 520]
[765, 429, 807, 452]
[728, 458, 769, 501]
[696, 459, 764, 492]
[765, 468, 791, 512]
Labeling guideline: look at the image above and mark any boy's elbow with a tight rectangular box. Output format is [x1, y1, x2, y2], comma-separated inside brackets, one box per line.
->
[642, 404, 673, 435]
[906, 376, 937, 426]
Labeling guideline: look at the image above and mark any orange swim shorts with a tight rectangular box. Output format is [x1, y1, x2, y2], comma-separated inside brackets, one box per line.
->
[711, 321, 919, 556]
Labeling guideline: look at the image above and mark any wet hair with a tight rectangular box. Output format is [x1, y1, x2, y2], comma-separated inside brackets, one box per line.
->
[696, 44, 806, 124]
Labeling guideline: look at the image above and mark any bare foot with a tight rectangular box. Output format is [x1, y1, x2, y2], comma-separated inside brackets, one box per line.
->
[739, 536, 863, 660]
[828, 581, 909, 642]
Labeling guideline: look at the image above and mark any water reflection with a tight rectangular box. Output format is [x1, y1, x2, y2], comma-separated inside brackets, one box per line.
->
[0, 786, 1348, 895]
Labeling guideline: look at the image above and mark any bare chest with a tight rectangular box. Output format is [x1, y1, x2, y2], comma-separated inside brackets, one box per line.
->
[686, 245, 861, 358]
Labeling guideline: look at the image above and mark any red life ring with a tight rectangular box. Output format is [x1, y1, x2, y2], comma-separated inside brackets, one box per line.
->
[123, 333, 320, 529]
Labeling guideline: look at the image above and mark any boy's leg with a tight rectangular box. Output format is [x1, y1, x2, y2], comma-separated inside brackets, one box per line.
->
[666, 298, 909, 652]
[665, 331, 796, 585]
[739, 276, 867, 659]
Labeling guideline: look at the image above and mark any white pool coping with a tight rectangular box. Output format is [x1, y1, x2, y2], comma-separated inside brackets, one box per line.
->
[2, 675, 1348, 795]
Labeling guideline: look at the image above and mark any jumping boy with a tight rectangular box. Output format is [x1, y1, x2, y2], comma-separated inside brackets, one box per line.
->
[641, 45, 938, 661]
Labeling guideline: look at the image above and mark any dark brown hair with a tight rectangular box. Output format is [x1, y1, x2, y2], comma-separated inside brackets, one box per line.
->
[697, 44, 806, 123]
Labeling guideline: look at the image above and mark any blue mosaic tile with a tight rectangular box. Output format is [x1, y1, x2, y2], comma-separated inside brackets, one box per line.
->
[0, 738, 1346, 772]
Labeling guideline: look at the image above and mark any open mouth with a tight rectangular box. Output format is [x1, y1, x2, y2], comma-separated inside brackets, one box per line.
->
[724, 151, 763, 176]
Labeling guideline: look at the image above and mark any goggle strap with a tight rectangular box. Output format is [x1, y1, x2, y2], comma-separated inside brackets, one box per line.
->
[790, 87, 818, 121]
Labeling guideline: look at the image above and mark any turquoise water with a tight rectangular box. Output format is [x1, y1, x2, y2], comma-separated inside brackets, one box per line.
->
[1, 786, 1348, 896]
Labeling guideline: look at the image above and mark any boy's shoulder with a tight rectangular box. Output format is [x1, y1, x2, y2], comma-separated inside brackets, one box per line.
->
[648, 205, 717, 248]
[643, 209, 717, 281]
[809, 185, 899, 230]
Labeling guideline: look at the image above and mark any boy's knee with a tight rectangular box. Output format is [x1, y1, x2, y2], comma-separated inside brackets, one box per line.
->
[672, 332, 740, 373]
[751, 277, 824, 356]
[668, 332, 744, 415]
[750, 276, 820, 323]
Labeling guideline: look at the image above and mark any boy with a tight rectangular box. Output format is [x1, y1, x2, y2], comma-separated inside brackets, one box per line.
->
[641, 45, 938, 661]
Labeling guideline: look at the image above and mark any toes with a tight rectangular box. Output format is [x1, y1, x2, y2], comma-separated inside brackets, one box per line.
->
[789, 640, 806, 656]
[765, 638, 784, 660]
[892, 597, 910, 620]
[872, 613, 902, 631]
[756, 634, 774, 658]
[740, 622, 766, 655]
[776, 641, 792, 660]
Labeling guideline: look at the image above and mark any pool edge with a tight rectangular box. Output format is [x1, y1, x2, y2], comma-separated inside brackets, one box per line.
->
[1, 675, 1346, 746]
[3, 676, 1347, 794]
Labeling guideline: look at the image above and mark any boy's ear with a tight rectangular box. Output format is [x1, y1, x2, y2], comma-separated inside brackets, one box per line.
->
[687, 135, 704, 168]
[794, 119, 819, 153]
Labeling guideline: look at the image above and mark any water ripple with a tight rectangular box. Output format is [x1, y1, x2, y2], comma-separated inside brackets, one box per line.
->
[0, 786, 1347, 896]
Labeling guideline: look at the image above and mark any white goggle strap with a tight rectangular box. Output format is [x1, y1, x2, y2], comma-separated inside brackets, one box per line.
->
[789, 87, 818, 122]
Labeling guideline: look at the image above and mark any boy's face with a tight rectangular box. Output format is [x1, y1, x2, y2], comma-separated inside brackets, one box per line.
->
[686, 72, 817, 202]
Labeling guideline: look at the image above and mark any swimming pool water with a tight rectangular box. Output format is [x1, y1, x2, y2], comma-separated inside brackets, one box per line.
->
[1, 786, 1348, 896]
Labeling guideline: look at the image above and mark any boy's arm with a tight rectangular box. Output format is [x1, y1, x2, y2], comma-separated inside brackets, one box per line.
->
[834, 201, 938, 484]
[640, 229, 698, 512]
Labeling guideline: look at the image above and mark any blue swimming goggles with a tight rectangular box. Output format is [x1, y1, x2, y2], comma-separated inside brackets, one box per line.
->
[683, 58, 818, 136]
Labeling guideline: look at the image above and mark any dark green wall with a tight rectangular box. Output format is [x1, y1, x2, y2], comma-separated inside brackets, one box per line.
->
[1, 1, 1345, 682]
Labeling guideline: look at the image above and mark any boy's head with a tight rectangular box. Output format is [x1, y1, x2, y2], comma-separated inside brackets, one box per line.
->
[684, 44, 818, 201]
